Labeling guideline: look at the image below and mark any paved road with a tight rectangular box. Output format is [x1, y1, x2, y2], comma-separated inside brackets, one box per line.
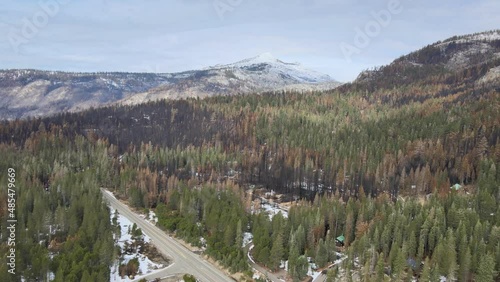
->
[312, 252, 347, 282]
[101, 189, 234, 282]
[246, 244, 284, 282]
[313, 274, 326, 282]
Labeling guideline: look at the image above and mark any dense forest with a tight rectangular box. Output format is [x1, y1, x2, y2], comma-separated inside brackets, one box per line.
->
[0, 33, 499, 281]
[0, 129, 115, 281]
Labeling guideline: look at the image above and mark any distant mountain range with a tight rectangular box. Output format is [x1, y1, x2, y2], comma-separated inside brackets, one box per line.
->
[0, 53, 340, 120]
[2, 29, 499, 120]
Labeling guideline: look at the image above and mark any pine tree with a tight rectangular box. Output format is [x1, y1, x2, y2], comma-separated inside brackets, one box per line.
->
[445, 229, 458, 280]
[420, 257, 431, 282]
[294, 255, 309, 281]
[376, 252, 385, 282]
[392, 247, 406, 281]
[288, 243, 300, 281]
[236, 219, 243, 248]
[326, 267, 338, 282]
[316, 239, 329, 268]
[430, 262, 440, 282]
[458, 246, 471, 282]
[476, 253, 495, 282]
[270, 233, 284, 270]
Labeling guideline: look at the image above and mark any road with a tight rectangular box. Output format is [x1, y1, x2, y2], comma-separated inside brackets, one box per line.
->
[101, 189, 234, 282]
[246, 244, 283, 282]
[312, 252, 347, 282]
[313, 274, 326, 282]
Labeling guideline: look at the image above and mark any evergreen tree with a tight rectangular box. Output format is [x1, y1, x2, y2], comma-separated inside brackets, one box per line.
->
[476, 253, 495, 282]
[445, 229, 458, 280]
[376, 252, 385, 282]
[270, 233, 284, 270]
[458, 246, 471, 282]
[420, 257, 431, 282]
[316, 238, 329, 268]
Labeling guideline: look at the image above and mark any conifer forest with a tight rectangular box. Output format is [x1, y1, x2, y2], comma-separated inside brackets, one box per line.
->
[0, 31, 499, 282]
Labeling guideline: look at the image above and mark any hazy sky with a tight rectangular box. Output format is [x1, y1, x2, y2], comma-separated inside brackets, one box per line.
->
[0, 0, 499, 81]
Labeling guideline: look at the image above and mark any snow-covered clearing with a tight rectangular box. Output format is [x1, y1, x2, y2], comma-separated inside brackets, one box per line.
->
[242, 232, 253, 247]
[261, 202, 288, 219]
[109, 207, 166, 282]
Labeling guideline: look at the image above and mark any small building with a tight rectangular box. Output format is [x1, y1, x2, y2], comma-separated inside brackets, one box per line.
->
[450, 184, 462, 191]
[336, 235, 345, 246]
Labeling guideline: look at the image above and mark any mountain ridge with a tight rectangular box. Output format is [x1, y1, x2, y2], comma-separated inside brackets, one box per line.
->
[0, 55, 340, 120]
[345, 29, 500, 94]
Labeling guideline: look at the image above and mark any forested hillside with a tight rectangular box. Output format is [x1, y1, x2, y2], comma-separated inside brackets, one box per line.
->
[0, 31, 498, 281]
[0, 128, 115, 281]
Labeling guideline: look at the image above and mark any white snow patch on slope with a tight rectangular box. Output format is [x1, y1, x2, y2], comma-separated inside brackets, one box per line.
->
[243, 232, 253, 247]
[208, 53, 334, 84]
[109, 207, 164, 281]
[261, 202, 289, 220]
[455, 30, 500, 43]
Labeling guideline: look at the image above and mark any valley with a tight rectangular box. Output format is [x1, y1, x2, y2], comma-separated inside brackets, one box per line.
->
[0, 29, 498, 282]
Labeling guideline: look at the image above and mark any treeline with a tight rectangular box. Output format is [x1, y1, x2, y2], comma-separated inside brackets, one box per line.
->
[0, 127, 115, 281]
[1, 87, 497, 206]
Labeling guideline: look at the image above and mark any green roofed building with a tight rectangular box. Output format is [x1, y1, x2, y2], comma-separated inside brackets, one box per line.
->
[336, 235, 345, 246]
[450, 183, 462, 191]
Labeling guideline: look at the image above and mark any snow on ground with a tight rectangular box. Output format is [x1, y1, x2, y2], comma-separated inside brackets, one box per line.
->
[137, 209, 158, 225]
[242, 232, 253, 247]
[248, 245, 256, 264]
[109, 207, 165, 282]
[306, 259, 321, 281]
[279, 260, 288, 271]
[261, 202, 288, 220]
[148, 210, 158, 224]
[208, 53, 333, 84]
[333, 252, 348, 265]
[252, 271, 262, 280]
[111, 207, 151, 247]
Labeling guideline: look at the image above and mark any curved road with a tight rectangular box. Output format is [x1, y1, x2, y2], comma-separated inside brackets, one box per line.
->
[101, 189, 234, 282]
[246, 244, 283, 282]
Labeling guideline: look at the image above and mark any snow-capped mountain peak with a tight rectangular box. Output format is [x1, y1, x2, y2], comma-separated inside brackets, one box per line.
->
[208, 53, 278, 70]
[0, 54, 341, 119]
[230, 52, 280, 67]
[208, 53, 334, 84]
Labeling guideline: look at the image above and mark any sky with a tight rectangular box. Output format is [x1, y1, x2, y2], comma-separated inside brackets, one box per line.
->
[0, 0, 499, 82]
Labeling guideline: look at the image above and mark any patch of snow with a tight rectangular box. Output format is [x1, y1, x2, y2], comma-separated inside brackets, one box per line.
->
[242, 232, 253, 247]
[148, 210, 158, 224]
[443, 41, 495, 70]
[200, 237, 207, 249]
[248, 245, 256, 264]
[207, 53, 334, 84]
[333, 252, 348, 265]
[476, 65, 500, 86]
[252, 271, 262, 280]
[455, 30, 500, 43]
[109, 207, 165, 281]
[261, 202, 288, 220]
[307, 263, 321, 281]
